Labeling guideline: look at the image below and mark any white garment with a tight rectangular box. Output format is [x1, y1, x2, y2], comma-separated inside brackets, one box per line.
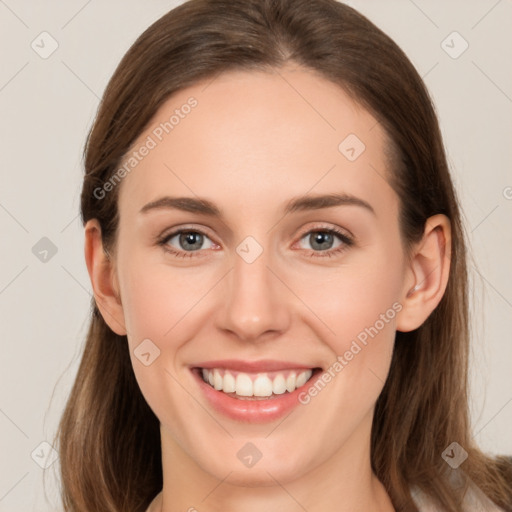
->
[411, 483, 506, 511]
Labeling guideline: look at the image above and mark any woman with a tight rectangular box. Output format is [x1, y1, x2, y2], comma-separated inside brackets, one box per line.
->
[54, 0, 512, 510]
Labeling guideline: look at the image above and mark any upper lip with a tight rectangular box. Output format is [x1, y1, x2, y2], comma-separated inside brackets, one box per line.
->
[192, 359, 318, 373]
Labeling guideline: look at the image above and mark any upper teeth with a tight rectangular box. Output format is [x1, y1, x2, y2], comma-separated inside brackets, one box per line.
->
[201, 368, 313, 397]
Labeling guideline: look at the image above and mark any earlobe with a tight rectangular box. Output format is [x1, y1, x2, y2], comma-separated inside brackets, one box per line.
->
[396, 214, 452, 332]
[84, 219, 127, 336]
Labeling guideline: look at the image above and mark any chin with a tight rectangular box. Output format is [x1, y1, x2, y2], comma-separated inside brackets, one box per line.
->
[197, 446, 315, 487]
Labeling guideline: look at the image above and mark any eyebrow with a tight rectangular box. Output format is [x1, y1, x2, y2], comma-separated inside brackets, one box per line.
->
[139, 192, 375, 217]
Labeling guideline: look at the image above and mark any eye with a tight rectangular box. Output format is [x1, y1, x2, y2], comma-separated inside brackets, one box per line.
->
[158, 229, 216, 258]
[157, 225, 354, 259]
[296, 227, 354, 258]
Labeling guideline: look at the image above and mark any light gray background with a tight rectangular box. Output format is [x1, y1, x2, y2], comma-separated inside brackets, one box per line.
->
[0, 1, 511, 510]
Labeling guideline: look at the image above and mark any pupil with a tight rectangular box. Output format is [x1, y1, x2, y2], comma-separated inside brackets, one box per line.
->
[311, 232, 332, 250]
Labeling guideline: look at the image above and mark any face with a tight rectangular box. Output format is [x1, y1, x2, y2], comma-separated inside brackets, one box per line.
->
[105, 65, 411, 485]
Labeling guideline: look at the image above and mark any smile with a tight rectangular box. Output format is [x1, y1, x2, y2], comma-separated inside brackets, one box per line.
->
[200, 368, 314, 399]
[191, 360, 323, 422]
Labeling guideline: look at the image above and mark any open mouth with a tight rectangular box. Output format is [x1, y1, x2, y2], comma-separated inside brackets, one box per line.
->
[193, 367, 322, 400]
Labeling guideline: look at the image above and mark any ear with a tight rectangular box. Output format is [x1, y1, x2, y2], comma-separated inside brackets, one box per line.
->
[84, 219, 127, 336]
[395, 214, 452, 332]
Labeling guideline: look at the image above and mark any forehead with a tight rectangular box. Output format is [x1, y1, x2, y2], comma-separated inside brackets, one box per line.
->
[117, 65, 395, 220]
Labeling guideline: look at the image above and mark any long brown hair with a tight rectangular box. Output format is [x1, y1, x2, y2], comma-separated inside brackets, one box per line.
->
[53, 1, 512, 510]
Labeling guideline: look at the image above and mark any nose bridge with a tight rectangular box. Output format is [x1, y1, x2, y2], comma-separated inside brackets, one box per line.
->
[216, 235, 290, 341]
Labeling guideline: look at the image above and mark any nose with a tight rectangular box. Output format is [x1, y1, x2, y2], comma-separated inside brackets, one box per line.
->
[215, 242, 291, 343]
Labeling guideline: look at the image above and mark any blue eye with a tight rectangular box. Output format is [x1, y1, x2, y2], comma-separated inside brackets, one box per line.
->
[297, 228, 353, 258]
[159, 230, 215, 258]
[157, 226, 354, 259]
[300, 230, 341, 251]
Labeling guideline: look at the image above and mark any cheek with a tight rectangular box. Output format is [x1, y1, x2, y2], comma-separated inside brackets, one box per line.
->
[118, 258, 208, 436]
[118, 255, 218, 411]
[291, 258, 402, 444]
[116, 253, 193, 394]
[289, 243, 404, 415]
[119, 254, 211, 343]
[294, 253, 403, 352]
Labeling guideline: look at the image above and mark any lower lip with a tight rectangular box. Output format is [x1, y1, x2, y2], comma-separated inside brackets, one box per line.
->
[191, 368, 321, 423]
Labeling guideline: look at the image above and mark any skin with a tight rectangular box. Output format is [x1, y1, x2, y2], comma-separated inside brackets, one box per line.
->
[85, 64, 451, 512]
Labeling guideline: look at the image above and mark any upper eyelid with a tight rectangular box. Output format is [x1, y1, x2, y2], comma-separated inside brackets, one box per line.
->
[297, 224, 353, 239]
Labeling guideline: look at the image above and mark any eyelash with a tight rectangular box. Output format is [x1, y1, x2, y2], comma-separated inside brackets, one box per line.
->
[156, 225, 354, 260]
